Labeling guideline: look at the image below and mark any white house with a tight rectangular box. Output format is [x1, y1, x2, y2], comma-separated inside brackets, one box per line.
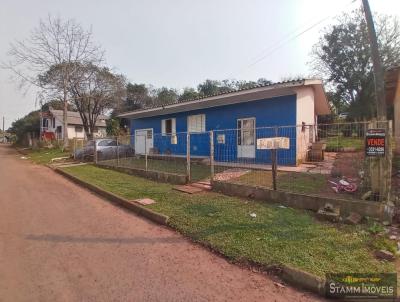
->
[40, 108, 108, 140]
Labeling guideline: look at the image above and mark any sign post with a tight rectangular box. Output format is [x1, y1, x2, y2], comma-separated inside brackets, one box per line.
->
[365, 129, 386, 157]
[366, 124, 390, 202]
[257, 137, 290, 190]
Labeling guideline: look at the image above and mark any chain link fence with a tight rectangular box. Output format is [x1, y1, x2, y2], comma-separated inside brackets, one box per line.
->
[72, 120, 393, 202]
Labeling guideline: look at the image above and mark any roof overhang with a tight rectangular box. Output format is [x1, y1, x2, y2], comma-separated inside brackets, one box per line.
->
[385, 66, 400, 106]
[118, 79, 331, 119]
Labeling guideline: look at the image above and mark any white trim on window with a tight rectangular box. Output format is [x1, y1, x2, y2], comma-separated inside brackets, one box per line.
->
[187, 114, 206, 133]
[161, 118, 176, 135]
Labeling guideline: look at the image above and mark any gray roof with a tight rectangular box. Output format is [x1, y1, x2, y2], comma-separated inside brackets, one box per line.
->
[50, 109, 108, 127]
[118, 79, 330, 119]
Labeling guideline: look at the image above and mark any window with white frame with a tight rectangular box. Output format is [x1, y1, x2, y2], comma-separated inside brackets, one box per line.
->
[188, 114, 205, 133]
[161, 118, 176, 135]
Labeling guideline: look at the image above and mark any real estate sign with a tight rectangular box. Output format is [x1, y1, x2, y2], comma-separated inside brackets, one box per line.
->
[365, 129, 386, 157]
[256, 137, 290, 150]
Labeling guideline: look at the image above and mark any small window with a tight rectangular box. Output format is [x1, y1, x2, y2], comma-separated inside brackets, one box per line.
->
[52, 118, 56, 128]
[147, 130, 152, 139]
[75, 126, 83, 132]
[237, 120, 242, 145]
[162, 118, 176, 135]
[188, 114, 205, 133]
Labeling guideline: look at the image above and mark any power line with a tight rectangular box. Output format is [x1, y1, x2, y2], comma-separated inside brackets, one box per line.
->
[227, 0, 358, 79]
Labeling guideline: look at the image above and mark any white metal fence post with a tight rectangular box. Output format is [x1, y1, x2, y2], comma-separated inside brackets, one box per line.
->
[145, 135, 148, 171]
[94, 139, 98, 164]
[117, 136, 120, 166]
[187, 132, 191, 183]
[210, 130, 214, 181]
[73, 138, 76, 160]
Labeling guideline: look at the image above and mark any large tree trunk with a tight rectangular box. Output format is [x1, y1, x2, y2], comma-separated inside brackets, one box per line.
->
[63, 89, 69, 149]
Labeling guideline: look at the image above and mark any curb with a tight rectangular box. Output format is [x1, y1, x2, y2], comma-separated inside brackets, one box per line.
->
[15, 147, 30, 156]
[53, 167, 169, 226]
[53, 167, 327, 297]
[279, 265, 326, 296]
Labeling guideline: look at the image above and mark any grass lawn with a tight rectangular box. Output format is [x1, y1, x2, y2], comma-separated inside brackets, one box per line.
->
[230, 170, 327, 194]
[325, 136, 364, 151]
[25, 148, 71, 164]
[100, 157, 215, 181]
[62, 164, 394, 277]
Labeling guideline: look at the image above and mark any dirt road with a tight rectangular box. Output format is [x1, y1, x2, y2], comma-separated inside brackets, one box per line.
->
[0, 145, 325, 302]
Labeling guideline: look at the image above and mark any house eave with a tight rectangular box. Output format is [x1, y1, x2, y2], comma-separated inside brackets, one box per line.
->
[118, 79, 330, 119]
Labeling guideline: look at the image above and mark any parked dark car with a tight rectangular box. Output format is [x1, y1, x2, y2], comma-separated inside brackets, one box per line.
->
[74, 138, 134, 161]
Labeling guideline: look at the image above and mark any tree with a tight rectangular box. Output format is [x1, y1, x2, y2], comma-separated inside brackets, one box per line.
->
[125, 83, 153, 110]
[197, 79, 221, 96]
[179, 87, 199, 101]
[154, 87, 178, 105]
[68, 64, 126, 139]
[8, 111, 40, 145]
[197, 78, 272, 97]
[256, 78, 272, 86]
[311, 9, 400, 119]
[40, 99, 75, 112]
[4, 15, 103, 147]
[40, 62, 126, 139]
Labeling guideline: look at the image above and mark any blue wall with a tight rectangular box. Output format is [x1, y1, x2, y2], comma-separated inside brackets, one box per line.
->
[131, 94, 297, 165]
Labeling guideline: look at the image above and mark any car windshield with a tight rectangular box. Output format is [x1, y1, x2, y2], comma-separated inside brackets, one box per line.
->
[97, 139, 114, 146]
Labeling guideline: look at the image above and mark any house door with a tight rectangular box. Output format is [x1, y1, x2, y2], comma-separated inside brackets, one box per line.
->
[237, 118, 256, 158]
[135, 129, 153, 154]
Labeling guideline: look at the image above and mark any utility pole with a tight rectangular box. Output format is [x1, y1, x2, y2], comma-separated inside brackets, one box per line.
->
[362, 0, 391, 203]
[2, 116, 4, 143]
[361, 0, 386, 120]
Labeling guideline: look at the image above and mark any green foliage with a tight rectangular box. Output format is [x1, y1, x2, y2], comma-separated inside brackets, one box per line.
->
[369, 236, 397, 255]
[367, 222, 385, 235]
[312, 9, 400, 119]
[179, 87, 199, 101]
[62, 164, 394, 276]
[8, 110, 40, 145]
[119, 77, 273, 112]
[124, 83, 152, 111]
[197, 78, 272, 97]
[154, 87, 179, 105]
[106, 118, 121, 136]
[232, 170, 327, 194]
[27, 148, 71, 164]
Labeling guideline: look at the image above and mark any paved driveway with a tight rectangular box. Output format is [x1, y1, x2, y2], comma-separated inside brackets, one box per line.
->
[0, 145, 325, 301]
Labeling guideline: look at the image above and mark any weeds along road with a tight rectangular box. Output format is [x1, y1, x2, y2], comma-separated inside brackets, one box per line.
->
[0, 145, 325, 302]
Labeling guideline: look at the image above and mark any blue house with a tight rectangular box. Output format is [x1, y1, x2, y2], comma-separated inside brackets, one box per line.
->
[119, 79, 330, 166]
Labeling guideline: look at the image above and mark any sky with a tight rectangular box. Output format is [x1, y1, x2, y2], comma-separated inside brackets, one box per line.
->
[0, 0, 399, 129]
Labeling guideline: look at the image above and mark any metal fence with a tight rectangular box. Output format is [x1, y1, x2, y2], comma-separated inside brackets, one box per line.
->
[73, 120, 394, 202]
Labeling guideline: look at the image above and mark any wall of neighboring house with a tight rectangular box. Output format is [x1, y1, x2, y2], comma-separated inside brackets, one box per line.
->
[295, 87, 316, 164]
[42, 115, 107, 140]
[394, 77, 400, 155]
[66, 125, 106, 139]
[67, 125, 85, 139]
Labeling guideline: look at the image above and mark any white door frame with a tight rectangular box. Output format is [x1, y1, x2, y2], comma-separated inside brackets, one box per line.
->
[237, 117, 256, 158]
[135, 128, 153, 154]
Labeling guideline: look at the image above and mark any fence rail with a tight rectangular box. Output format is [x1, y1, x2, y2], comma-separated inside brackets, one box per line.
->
[72, 121, 393, 202]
